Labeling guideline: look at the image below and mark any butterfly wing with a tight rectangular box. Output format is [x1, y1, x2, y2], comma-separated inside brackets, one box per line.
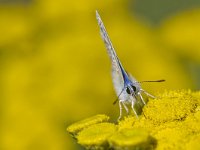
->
[96, 11, 124, 97]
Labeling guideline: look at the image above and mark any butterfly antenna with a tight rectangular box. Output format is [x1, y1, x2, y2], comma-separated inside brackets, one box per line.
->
[137, 79, 165, 84]
[113, 87, 125, 105]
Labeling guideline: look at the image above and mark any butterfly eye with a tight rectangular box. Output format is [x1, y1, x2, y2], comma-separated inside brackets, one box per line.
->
[126, 87, 131, 94]
[131, 85, 136, 92]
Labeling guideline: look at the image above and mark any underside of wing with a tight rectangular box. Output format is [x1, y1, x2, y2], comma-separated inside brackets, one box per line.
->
[96, 11, 124, 96]
[111, 63, 124, 96]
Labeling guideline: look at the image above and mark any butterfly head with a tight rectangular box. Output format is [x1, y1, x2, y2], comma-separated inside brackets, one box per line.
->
[125, 82, 141, 96]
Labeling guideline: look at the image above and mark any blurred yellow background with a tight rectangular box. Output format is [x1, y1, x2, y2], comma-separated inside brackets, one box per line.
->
[0, 0, 200, 150]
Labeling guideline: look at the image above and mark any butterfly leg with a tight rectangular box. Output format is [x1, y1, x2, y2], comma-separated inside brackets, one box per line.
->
[138, 92, 146, 105]
[122, 102, 129, 114]
[131, 98, 138, 118]
[118, 100, 123, 121]
[140, 89, 155, 99]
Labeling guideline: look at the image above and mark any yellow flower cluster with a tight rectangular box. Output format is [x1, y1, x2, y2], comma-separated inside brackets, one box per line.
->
[67, 90, 200, 150]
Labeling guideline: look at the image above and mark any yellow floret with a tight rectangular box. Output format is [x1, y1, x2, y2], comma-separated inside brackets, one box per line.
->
[109, 128, 156, 150]
[77, 123, 117, 149]
[143, 90, 197, 123]
[66, 114, 109, 136]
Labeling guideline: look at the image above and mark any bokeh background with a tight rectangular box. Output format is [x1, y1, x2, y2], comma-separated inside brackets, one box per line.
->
[0, 0, 200, 150]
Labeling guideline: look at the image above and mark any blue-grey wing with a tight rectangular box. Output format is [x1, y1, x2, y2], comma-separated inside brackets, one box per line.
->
[96, 11, 124, 96]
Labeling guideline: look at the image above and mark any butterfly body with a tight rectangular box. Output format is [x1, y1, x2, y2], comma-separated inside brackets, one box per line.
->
[96, 11, 157, 120]
[116, 61, 140, 100]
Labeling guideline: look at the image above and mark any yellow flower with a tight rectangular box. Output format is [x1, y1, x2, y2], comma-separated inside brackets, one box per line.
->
[67, 114, 109, 136]
[77, 123, 116, 149]
[67, 90, 200, 150]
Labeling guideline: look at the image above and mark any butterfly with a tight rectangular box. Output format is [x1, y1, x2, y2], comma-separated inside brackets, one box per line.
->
[96, 10, 165, 120]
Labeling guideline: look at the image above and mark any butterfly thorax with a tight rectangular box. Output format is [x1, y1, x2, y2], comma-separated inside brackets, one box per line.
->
[118, 61, 141, 95]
